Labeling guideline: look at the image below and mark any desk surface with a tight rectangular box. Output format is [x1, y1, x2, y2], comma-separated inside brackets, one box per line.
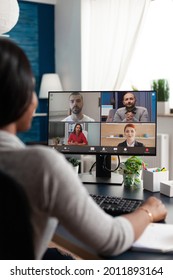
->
[54, 182, 173, 260]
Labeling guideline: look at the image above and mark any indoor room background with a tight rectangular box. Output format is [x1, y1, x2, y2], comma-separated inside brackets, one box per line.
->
[6, 0, 173, 178]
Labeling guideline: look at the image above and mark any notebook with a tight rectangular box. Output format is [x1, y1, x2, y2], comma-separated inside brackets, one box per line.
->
[132, 223, 173, 253]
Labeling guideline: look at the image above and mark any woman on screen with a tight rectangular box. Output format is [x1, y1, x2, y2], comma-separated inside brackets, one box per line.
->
[118, 123, 144, 147]
[68, 123, 88, 145]
[0, 38, 167, 260]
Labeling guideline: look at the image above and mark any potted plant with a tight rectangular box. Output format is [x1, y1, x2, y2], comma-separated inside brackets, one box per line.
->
[67, 157, 80, 174]
[53, 136, 60, 146]
[151, 79, 170, 114]
[118, 156, 146, 189]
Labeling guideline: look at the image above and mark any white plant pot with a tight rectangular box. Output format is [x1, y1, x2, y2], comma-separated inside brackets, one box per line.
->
[157, 101, 170, 115]
[73, 165, 79, 175]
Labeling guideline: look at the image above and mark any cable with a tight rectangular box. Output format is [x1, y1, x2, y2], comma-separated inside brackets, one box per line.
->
[103, 155, 121, 172]
[89, 155, 121, 174]
[89, 161, 96, 174]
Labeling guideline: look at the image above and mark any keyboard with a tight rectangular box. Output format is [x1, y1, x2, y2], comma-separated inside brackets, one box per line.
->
[90, 194, 143, 216]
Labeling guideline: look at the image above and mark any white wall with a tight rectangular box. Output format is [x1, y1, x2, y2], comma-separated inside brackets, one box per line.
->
[55, 0, 81, 90]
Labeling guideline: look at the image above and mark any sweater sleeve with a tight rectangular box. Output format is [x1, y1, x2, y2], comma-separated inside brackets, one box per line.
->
[37, 148, 135, 256]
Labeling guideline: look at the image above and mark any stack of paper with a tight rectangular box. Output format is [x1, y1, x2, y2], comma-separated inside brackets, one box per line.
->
[132, 223, 173, 253]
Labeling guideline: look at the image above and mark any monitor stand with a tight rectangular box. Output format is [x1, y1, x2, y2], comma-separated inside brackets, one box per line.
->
[79, 155, 123, 185]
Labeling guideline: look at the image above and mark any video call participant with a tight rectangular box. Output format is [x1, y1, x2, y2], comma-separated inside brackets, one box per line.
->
[113, 92, 149, 122]
[118, 124, 144, 147]
[62, 92, 95, 122]
[68, 123, 88, 145]
[0, 38, 167, 260]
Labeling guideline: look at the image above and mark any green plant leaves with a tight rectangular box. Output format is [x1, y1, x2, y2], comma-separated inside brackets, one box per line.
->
[151, 79, 169, 101]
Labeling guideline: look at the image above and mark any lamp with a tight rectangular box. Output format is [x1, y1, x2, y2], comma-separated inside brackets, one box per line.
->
[0, 0, 19, 34]
[39, 73, 63, 99]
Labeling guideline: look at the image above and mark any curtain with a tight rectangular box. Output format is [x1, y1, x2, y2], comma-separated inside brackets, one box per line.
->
[81, 0, 150, 91]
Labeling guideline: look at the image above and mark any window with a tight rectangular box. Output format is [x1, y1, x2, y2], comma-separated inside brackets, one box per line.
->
[121, 0, 173, 108]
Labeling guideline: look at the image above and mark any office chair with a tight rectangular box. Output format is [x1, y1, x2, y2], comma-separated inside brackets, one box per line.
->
[0, 170, 35, 260]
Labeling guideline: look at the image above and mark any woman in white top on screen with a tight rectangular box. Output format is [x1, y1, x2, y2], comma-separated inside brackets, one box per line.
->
[0, 38, 167, 259]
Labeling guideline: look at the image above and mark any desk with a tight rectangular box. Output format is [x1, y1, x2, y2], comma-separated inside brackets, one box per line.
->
[53, 183, 173, 260]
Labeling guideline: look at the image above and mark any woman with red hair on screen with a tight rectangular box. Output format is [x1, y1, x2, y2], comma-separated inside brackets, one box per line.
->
[118, 124, 144, 147]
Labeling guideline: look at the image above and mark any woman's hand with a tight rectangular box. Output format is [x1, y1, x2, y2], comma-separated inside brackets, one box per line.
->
[140, 196, 167, 222]
[123, 196, 167, 240]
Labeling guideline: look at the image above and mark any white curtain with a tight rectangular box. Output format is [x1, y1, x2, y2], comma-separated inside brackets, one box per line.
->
[81, 0, 150, 90]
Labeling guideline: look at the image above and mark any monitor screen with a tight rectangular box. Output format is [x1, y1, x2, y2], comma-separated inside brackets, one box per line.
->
[48, 90, 157, 155]
[48, 90, 157, 184]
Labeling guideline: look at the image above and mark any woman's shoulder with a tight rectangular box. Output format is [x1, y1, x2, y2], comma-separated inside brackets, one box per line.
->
[118, 141, 126, 147]
[25, 145, 67, 167]
[24, 145, 75, 182]
[26, 144, 56, 155]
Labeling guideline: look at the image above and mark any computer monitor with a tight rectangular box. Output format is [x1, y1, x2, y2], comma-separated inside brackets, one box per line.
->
[48, 90, 157, 184]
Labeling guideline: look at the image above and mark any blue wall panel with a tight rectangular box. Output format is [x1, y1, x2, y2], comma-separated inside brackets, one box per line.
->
[8, 1, 55, 143]
[9, 2, 39, 93]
